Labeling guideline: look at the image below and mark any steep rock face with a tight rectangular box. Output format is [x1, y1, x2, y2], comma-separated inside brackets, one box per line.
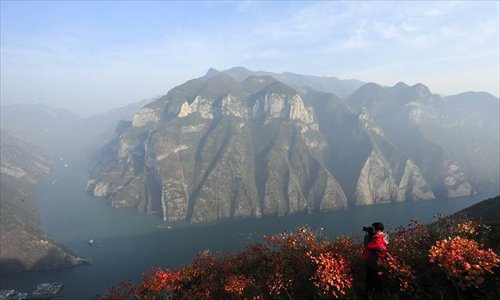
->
[354, 150, 434, 205]
[355, 149, 400, 205]
[346, 82, 498, 198]
[88, 74, 347, 223]
[0, 131, 80, 274]
[398, 159, 435, 201]
[304, 91, 435, 207]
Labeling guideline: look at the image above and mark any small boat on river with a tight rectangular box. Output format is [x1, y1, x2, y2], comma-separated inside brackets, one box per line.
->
[157, 225, 172, 229]
[30, 282, 63, 299]
[88, 239, 103, 248]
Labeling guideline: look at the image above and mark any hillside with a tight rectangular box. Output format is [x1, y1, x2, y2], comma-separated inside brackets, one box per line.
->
[451, 195, 500, 223]
[0, 131, 80, 274]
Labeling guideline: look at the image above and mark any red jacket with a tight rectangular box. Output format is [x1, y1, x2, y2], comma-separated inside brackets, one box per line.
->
[363, 232, 388, 265]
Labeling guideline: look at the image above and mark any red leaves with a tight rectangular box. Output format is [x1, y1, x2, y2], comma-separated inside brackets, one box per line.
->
[429, 236, 500, 289]
[100, 220, 500, 299]
[380, 252, 416, 292]
[310, 252, 352, 298]
[224, 274, 254, 296]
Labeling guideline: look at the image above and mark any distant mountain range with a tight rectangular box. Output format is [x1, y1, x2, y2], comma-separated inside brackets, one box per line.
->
[0, 97, 156, 155]
[83, 67, 499, 223]
[209, 66, 365, 97]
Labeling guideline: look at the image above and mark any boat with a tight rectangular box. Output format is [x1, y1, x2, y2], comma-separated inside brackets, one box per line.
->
[75, 257, 93, 265]
[0, 290, 28, 300]
[157, 225, 173, 229]
[0, 290, 16, 300]
[30, 282, 63, 298]
[11, 292, 28, 300]
[88, 239, 103, 247]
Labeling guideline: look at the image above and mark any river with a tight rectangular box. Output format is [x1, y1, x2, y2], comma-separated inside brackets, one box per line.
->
[0, 154, 495, 299]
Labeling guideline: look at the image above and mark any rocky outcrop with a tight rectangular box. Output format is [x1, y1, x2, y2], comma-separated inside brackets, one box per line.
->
[132, 107, 161, 127]
[398, 159, 435, 201]
[355, 150, 400, 205]
[443, 161, 475, 198]
[354, 149, 435, 206]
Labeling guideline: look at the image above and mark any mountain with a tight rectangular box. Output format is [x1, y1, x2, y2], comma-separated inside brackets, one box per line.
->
[0, 104, 81, 153]
[85, 69, 499, 224]
[347, 83, 499, 198]
[0, 131, 80, 274]
[303, 90, 435, 205]
[87, 74, 348, 223]
[79, 98, 157, 153]
[211, 66, 365, 98]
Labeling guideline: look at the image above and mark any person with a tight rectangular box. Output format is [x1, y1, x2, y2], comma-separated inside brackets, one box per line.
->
[363, 222, 389, 298]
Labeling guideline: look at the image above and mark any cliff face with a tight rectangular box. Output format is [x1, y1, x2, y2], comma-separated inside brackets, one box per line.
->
[0, 131, 79, 274]
[87, 75, 348, 223]
[85, 69, 499, 224]
[347, 83, 499, 199]
[304, 91, 435, 206]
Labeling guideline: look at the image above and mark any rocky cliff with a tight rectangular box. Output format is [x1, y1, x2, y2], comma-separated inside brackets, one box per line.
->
[0, 131, 80, 274]
[87, 74, 349, 223]
[304, 90, 435, 206]
[347, 83, 499, 198]
[84, 69, 496, 224]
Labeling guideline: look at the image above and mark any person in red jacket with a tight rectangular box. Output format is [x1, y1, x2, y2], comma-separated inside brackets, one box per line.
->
[363, 222, 389, 298]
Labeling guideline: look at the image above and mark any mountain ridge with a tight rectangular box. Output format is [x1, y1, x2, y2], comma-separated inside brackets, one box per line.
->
[85, 68, 498, 223]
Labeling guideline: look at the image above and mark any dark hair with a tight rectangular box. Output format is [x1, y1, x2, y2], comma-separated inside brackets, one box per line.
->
[363, 226, 376, 237]
[372, 222, 384, 232]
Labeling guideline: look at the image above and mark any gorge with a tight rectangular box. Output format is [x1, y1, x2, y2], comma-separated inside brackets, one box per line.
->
[86, 67, 499, 224]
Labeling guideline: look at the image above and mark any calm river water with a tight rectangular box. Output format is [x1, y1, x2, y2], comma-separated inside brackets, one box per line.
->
[0, 155, 495, 299]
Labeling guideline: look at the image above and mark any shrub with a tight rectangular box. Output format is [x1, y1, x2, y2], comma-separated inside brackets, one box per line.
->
[100, 219, 499, 299]
[429, 236, 500, 289]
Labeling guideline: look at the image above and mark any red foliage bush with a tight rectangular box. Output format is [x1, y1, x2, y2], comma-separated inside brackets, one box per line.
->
[429, 236, 500, 289]
[100, 219, 499, 300]
[224, 274, 254, 296]
[310, 251, 352, 298]
[380, 252, 416, 292]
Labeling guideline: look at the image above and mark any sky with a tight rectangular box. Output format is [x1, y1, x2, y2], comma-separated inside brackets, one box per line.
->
[1, 1, 499, 116]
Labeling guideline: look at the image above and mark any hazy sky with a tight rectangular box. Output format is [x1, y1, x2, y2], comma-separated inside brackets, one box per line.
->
[1, 1, 499, 116]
